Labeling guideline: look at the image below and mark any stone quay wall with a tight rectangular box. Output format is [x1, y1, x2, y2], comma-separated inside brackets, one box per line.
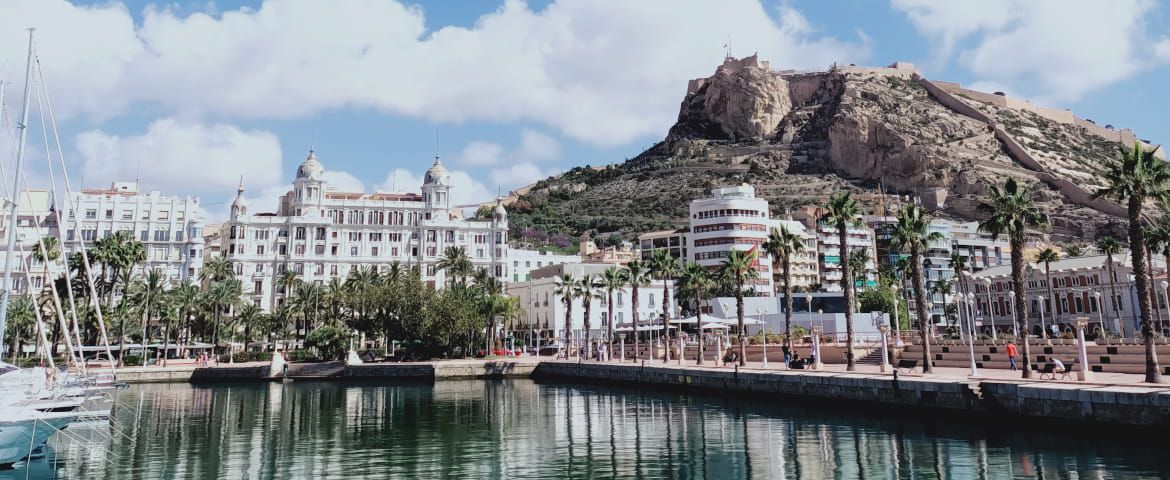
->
[533, 362, 1170, 428]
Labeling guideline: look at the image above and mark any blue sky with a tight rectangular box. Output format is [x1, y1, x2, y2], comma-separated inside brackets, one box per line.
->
[2, 0, 1168, 220]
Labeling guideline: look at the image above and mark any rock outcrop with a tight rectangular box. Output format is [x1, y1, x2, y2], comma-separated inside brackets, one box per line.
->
[509, 57, 1149, 243]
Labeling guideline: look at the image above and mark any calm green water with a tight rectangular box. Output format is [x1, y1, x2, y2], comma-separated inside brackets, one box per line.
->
[9, 379, 1169, 479]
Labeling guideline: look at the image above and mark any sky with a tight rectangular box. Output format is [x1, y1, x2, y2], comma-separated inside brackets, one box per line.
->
[0, 0, 1168, 223]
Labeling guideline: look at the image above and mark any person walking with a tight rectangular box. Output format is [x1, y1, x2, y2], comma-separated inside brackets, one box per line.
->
[1006, 341, 1019, 371]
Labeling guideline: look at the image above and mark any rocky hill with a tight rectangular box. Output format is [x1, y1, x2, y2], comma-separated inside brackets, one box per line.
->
[507, 56, 1159, 244]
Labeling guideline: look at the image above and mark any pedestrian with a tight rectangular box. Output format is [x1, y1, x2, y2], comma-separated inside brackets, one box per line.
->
[1006, 341, 1018, 371]
[782, 345, 791, 370]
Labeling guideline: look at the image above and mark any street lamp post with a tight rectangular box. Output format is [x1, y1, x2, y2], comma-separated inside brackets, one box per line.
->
[757, 308, 768, 369]
[891, 285, 903, 346]
[811, 325, 824, 370]
[1161, 281, 1169, 334]
[878, 323, 890, 373]
[1075, 316, 1092, 381]
[620, 333, 627, 362]
[1008, 290, 1018, 339]
[817, 309, 825, 345]
[964, 293, 979, 378]
[1037, 295, 1049, 345]
[983, 278, 997, 341]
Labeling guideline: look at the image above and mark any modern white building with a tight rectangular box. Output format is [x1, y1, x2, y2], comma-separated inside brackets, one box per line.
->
[687, 185, 774, 294]
[793, 206, 878, 293]
[507, 248, 581, 283]
[638, 228, 688, 261]
[0, 182, 205, 294]
[222, 151, 508, 311]
[510, 262, 677, 342]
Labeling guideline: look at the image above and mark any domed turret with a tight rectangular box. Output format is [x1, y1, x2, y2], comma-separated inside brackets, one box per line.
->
[423, 157, 450, 186]
[230, 179, 248, 218]
[296, 150, 325, 179]
[493, 203, 507, 221]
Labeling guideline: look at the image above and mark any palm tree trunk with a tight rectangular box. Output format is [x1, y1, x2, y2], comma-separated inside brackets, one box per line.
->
[1044, 264, 1054, 340]
[161, 314, 171, 366]
[1011, 238, 1032, 379]
[912, 245, 933, 374]
[563, 298, 572, 359]
[662, 280, 670, 363]
[737, 285, 746, 366]
[583, 301, 592, 360]
[632, 285, 640, 361]
[607, 290, 614, 361]
[1105, 254, 1121, 336]
[696, 290, 704, 366]
[140, 307, 151, 361]
[839, 223, 856, 371]
[10, 331, 20, 364]
[1131, 198, 1163, 383]
[783, 255, 794, 357]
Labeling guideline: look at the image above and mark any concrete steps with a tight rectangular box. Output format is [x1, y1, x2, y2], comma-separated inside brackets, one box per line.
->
[903, 342, 1170, 375]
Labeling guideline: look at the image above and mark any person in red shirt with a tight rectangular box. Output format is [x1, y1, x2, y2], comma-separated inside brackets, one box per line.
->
[1006, 341, 1018, 371]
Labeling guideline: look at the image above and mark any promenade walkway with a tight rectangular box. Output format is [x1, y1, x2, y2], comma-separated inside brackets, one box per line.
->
[582, 357, 1170, 392]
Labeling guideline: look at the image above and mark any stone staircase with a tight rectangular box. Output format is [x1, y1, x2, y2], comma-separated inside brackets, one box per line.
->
[903, 340, 1170, 375]
[857, 348, 886, 366]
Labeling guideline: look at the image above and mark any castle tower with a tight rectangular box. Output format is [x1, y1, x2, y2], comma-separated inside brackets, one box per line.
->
[230, 178, 247, 220]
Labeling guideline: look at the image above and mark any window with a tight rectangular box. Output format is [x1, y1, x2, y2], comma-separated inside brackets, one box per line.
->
[81, 229, 98, 241]
[389, 233, 402, 242]
[426, 265, 435, 276]
[120, 209, 132, 220]
[102, 230, 112, 238]
[154, 230, 169, 241]
[235, 263, 244, 275]
[253, 280, 263, 293]
[278, 245, 287, 255]
[350, 246, 358, 256]
[426, 230, 437, 242]
[295, 227, 306, 240]
[316, 228, 327, 240]
[256, 245, 266, 255]
[254, 264, 263, 274]
[314, 245, 325, 255]
[426, 246, 436, 257]
[331, 246, 338, 256]
[330, 265, 338, 275]
[295, 245, 305, 255]
[372, 246, 379, 256]
[85, 209, 96, 219]
[104, 209, 113, 219]
[348, 232, 361, 241]
[158, 211, 170, 220]
[315, 263, 324, 275]
[176, 231, 184, 242]
[254, 230, 270, 240]
[391, 247, 399, 256]
[369, 233, 382, 242]
[476, 249, 484, 258]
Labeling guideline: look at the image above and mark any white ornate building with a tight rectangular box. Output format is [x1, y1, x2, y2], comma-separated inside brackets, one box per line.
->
[222, 151, 508, 311]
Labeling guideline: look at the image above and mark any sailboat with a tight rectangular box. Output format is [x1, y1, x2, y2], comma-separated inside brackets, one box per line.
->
[0, 29, 122, 467]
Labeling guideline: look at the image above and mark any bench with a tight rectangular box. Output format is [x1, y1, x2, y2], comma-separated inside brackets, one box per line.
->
[896, 359, 919, 374]
[1038, 362, 1072, 380]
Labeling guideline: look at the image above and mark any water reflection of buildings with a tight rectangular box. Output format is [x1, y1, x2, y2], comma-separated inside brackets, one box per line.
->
[37, 381, 1145, 479]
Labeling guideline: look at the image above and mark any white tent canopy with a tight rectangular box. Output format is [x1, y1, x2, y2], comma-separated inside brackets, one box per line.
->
[700, 322, 731, 330]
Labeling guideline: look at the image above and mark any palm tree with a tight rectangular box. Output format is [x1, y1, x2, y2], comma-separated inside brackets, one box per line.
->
[209, 278, 244, 353]
[647, 249, 681, 362]
[678, 261, 712, 365]
[889, 204, 944, 373]
[478, 275, 505, 351]
[276, 270, 301, 310]
[129, 268, 168, 360]
[948, 251, 970, 333]
[1035, 247, 1060, 340]
[436, 246, 474, 287]
[1095, 142, 1168, 383]
[235, 303, 263, 354]
[821, 192, 863, 370]
[5, 296, 35, 363]
[623, 261, 650, 360]
[169, 280, 200, 353]
[576, 275, 602, 359]
[848, 248, 870, 292]
[1064, 244, 1086, 258]
[553, 273, 576, 358]
[980, 178, 1048, 379]
[600, 266, 626, 358]
[720, 249, 758, 366]
[201, 256, 234, 285]
[764, 225, 805, 358]
[1096, 236, 1124, 336]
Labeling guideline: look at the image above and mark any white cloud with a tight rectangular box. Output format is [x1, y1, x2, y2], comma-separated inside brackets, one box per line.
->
[456, 142, 504, 166]
[0, 0, 866, 146]
[892, 0, 1170, 103]
[516, 130, 561, 162]
[377, 168, 493, 207]
[489, 162, 554, 189]
[75, 118, 282, 195]
[1156, 38, 1170, 61]
[321, 170, 365, 193]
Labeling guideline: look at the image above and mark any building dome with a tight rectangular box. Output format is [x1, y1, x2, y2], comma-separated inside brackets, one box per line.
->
[493, 203, 507, 221]
[423, 157, 450, 186]
[296, 150, 325, 179]
[230, 181, 248, 216]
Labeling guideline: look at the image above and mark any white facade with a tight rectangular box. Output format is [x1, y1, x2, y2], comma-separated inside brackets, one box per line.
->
[814, 222, 878, 293]
[687, 185, 774, 294]
[0, 183, 204, 294]
[507, 249, 581, 283]
[511, 263, 677, 340]
[222, 151, 508, 311]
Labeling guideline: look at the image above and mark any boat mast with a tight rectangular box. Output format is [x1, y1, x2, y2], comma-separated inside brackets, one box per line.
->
[0, 29, 37, 352]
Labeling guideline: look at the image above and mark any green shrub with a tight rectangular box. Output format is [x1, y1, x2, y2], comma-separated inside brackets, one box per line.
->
[122, 355, 143, 367]
[306, 327, 348, 361]
[286, 349, 318, 362]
